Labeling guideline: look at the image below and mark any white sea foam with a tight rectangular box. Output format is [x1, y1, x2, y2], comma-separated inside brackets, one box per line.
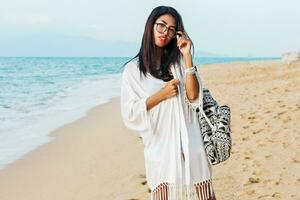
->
[0, 73, 122, 170]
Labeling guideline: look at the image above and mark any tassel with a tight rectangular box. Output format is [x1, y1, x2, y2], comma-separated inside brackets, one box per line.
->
[150, 179, 215, 200]
[184, 95, 198, 124]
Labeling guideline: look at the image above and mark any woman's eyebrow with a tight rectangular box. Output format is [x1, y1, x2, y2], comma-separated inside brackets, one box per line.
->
[159, 19, 176, 29]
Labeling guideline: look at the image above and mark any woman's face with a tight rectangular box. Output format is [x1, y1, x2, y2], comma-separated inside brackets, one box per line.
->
[153, 14, 176, 48]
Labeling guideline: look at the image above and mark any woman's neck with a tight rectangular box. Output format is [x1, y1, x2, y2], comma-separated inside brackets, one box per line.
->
[155, 47, 163, 66]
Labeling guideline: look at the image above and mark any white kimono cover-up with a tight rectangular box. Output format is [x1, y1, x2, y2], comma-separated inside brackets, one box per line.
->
[120, 57, 216, 200]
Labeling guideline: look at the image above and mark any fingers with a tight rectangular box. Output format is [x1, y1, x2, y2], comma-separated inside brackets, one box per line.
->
[177, 40, 183, 49]
[176, 31, 183, 40]
[170, 81, 178, 90]
[171, 86, 178, 96]
[177, 35, 183, 43]
[177, 31, 188, 40]
[171, 79, 179, 96]
[171, 78, 180, 85]
[177, 35, 184, 46]
[171, 84, 177, 91]
[176, 31, 190, 49]
[177, 37, 188, 50]
[164, 79, 180, 99]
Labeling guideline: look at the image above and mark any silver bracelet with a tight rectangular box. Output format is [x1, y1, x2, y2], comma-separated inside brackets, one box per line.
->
[184, 66, 197, 75]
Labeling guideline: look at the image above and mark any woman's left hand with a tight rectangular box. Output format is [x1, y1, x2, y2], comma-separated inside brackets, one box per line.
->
[176, 31, 192, 56]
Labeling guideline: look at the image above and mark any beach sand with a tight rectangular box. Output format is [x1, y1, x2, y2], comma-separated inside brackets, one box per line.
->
[0, 60, 299, 199]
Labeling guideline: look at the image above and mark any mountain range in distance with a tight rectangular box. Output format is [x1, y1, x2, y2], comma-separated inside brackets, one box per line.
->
[0, 33, 231, 57]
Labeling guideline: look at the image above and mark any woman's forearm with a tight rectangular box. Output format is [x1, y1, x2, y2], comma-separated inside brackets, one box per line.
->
[183, 53, 199, 100]
[145, 89, 165, 111]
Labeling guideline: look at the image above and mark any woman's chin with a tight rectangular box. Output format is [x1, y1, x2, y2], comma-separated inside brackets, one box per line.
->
[155, 42, 167, 48]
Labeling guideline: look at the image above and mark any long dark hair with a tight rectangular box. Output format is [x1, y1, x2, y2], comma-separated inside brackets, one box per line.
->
[122, 6, 194, 82]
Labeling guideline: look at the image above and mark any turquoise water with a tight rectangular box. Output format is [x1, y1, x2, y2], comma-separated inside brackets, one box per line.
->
[0, 57, 126, 170]
[0, 56, 279, 170]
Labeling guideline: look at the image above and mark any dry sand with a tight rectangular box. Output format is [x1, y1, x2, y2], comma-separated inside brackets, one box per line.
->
[0, 60, 299, 200]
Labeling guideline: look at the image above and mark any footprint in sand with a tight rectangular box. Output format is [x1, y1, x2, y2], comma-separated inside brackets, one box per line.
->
[271, 192, 281, 198]
[248, 177, 260, 184]
[277, 110, 287, 116]
[290, 194, 297, 198]
[252, 160, 262, 167]
[240, 113, 247, 119]
[244, 156, 251, 160]
[264, 155, 272, 159]
[292, 158, 300, 163]
[252, 170, 263, 176]
[252, 129, 264, 134]
[274, 177, 283, 185]
[272, 131, 279, 135]
[262, 179, 272, 184]
[282, 142, 289, 148]
[257, 143, 266, 147]
[242, 125, 250, 129]
[137, 174, 148, 186]
[282, 116, 292, 123]
[267, 138, 276, 143]
[244, 150, 255, 155]
[248, 116, 256, 120]
[242, 167, 248, 172]
[138, 174, 146, 179]
[242, 136, 249, 141]
[245, 189, 256, 196]
[257, 194, 270, 199]
[141, 180, 147, 185]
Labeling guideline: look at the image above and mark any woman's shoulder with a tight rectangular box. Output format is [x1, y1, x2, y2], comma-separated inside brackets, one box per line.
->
[123, 57, 139, 73]
[122, 57, 141, 81]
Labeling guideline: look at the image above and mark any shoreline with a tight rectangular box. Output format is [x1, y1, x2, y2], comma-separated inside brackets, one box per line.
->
[0, 96, 117, 170]
[0, 59, 299, 199]
[0, 94, 121, 171]
[0, 96, 150, 200]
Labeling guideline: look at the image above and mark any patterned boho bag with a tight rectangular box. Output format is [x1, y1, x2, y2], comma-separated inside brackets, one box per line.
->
[182, 66, 232, 165]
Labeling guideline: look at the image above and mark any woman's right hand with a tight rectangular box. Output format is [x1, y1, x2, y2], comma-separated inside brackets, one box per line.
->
[160, 79, 180, 100]
[145, 79, 180, 111]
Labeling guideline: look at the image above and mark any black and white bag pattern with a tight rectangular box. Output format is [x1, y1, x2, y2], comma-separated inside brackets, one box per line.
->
[195, 88, 231, 165]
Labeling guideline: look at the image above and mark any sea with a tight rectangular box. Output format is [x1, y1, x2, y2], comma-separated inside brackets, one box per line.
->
[0, 56, 279, 170]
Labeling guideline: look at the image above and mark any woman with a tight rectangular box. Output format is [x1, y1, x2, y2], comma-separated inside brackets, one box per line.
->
[120, 6, 217, 200]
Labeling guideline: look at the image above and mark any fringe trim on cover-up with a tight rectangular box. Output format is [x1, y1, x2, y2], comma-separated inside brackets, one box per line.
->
[184, 93, 216, 133]
[150, 179, 216, 200]
[184, 94, 200, 124]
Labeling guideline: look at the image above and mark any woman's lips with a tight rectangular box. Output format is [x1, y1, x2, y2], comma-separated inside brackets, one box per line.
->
[159, 36, 167, 42]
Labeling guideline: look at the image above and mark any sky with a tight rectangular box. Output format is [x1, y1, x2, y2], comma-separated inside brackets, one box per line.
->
[0, 0, 299, 57]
